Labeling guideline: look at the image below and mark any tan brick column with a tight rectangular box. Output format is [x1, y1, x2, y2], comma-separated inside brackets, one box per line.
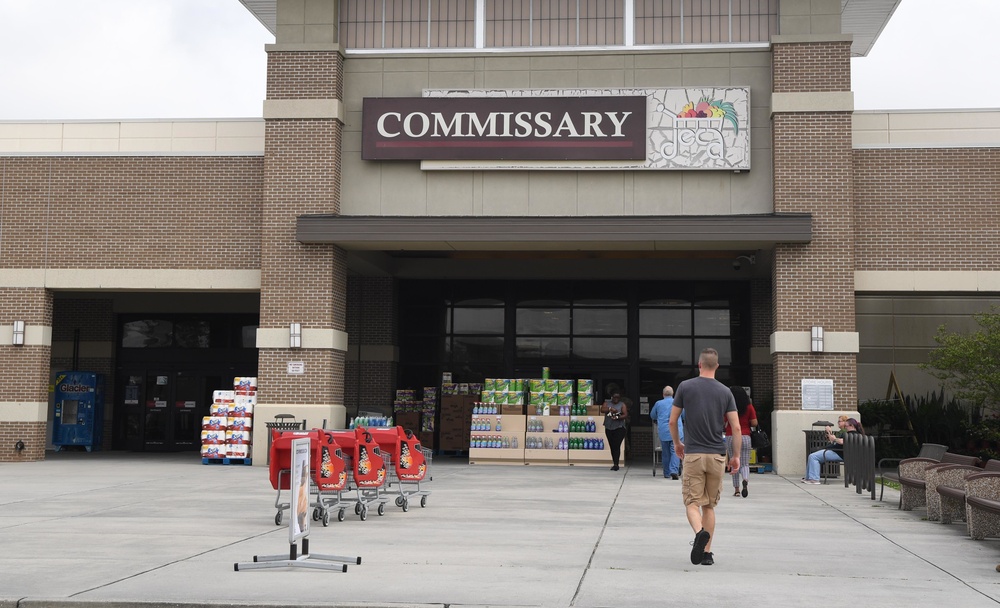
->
[253, 0, 348, 456]
[770, 36, 860, 475]
[0, 288, 52, 462]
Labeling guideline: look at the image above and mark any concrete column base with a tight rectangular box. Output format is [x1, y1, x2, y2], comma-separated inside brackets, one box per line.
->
[771, 409, 859, 477]
[251, 403, 348, 466]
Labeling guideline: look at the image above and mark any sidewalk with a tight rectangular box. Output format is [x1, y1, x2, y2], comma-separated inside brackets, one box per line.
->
[2, 451, 999, 608]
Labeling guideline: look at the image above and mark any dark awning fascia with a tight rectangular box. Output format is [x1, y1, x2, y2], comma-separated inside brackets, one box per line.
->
[295, 214, 812, 251]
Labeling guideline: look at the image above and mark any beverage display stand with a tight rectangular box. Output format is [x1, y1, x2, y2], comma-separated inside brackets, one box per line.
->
[524, 414, 569, 466]
[568, 415, 611, 466]
[468, 414, 525, 465]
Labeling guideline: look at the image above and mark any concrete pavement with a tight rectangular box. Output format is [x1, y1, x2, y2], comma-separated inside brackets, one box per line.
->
[2, 451, 999, 608]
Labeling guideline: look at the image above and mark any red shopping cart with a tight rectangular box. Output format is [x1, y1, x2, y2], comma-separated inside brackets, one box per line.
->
[369, 426, 432, 511]
[327, 427, 389, 521]
[268, 428, 349, 526]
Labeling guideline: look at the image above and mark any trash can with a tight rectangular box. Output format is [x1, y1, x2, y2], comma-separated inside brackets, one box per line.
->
[804, 423, 840, 479]
[265, 414, 306, 465]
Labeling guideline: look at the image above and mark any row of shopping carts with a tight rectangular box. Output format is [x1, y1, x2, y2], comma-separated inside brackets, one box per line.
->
[268, 425, 432, 526]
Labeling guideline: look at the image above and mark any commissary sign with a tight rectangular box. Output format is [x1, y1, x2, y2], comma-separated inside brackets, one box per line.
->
[362, 96, 647, 161]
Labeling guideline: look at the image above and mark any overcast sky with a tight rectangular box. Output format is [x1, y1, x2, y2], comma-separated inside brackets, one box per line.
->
[1, 0, 998, 121]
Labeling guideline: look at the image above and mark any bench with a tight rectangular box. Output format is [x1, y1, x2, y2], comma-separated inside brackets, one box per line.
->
[899, 452, 979, 511]
[878, 443, 948, 502]
[965, 472, 1000, 540]
[935, 460, 1000, 524]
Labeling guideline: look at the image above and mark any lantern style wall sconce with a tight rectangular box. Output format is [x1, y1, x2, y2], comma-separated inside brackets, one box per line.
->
[811, 326, 824, 353]
[289, 322, 302, 349]
[12, 321, 25, 346]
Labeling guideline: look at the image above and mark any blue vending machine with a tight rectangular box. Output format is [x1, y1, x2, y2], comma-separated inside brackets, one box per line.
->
[52, 371, 105, 452]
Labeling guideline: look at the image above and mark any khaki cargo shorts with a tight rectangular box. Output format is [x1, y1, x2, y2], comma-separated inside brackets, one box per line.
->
[681, 453, 726, 508]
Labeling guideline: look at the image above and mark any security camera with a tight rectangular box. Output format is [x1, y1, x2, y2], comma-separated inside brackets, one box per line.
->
[733, 254, 755, 271]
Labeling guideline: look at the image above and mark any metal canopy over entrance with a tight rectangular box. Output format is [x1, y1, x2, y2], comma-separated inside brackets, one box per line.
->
[296, 214, 812, 252]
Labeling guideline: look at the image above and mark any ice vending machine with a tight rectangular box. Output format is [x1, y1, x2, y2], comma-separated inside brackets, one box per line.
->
[52, 371, 105, 451]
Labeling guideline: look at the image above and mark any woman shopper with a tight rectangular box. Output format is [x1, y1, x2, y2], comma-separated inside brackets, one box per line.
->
[724, 386, 757, 497]
[601, 391, 629, 471]
[802, 418, 865, 484]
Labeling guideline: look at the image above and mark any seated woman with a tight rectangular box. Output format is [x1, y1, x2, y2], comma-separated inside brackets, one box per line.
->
[802, 418, 864, 484]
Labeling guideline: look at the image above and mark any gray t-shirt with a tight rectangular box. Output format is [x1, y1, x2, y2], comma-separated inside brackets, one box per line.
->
[672, 376, 736, 454]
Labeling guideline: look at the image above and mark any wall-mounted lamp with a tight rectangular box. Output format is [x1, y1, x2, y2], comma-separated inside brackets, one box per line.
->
[12, 321, 25, 346]
[289, 322, 302, 349]
[811, 326, 824, 353]
[733, 254, 756, 271]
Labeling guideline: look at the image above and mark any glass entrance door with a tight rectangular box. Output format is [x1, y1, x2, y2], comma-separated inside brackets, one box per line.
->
[172, 373, 204, 449]
[143, 372, 172, 450]
[118, 371, 208, 452]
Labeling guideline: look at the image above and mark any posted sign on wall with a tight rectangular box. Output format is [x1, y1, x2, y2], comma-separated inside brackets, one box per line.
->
[361, 87, 750, 170]
[363, 96, 647, 161]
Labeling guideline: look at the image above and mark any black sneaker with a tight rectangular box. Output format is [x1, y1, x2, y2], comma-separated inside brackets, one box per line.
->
[690, 528, 710, 564]
[741, 480, 748, 498]
[701, 552, 714, 566]
[671, 474, 679, 480]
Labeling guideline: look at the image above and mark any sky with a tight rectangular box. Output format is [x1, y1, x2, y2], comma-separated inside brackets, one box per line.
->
[1, 0, 998, 121]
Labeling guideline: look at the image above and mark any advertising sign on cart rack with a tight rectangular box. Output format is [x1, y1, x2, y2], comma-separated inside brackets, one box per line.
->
[290, 438, 310, 542]
[234, 436, 361, 573]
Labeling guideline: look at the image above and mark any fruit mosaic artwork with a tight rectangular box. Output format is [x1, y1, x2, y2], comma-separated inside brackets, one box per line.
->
[676, 97, 739, 133]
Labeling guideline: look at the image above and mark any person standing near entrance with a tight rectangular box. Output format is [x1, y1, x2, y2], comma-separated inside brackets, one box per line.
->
[669, 347, 740, 566]
[650, 385, 682, 479]
[725, 385, 757, 497]
[601, 391, 629, 471]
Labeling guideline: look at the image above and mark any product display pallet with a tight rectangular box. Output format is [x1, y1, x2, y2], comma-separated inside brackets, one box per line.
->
[750, 463, 773, 473]
[202, 457, 253, 465]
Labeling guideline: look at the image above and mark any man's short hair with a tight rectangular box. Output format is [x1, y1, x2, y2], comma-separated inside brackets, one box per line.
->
[663, 386, 674, 397]
[699, 347, 720, 370]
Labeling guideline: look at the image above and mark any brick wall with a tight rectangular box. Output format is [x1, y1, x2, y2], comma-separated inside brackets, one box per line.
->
[773, 113, 855, 331]
[0, 287, 53, 326]
[771, 40, 856, 412]
[854, 148, 1000, 271]
[750, 278, 773, 400]
[52, 299, 115, 341]
[258, 47, 347, 407]
[0, 287, 52, 462]
[345, 276, 398, 415]
[772, 41, 852, 92]
[773, 353, 857, 411]
[0, 157, 262, 269]
[0, 421, 45, 462]
[266, 52, 344, 100]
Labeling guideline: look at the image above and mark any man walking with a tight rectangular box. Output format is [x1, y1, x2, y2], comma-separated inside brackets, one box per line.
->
[669, 348, 740, 566]
[650, 386, 682, 479]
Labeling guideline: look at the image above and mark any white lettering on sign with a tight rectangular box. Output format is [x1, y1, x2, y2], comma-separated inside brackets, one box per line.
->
[375, 111, 634, 139]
